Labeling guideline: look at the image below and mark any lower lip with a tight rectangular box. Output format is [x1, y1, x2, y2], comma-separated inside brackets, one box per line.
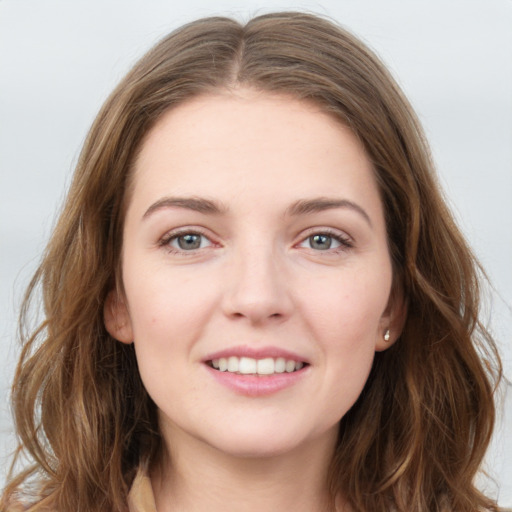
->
[205, 365, 308, 396]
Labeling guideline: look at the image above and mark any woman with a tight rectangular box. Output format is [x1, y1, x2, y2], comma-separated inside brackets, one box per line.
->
[1, 12, 503, 512]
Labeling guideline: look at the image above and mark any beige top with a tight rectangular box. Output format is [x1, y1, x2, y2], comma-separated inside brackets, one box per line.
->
[127, 468, 157, 512]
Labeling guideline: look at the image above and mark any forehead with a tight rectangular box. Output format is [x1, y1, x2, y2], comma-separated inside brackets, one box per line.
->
[136, 89, 366, 162]
[128, 89, 382, 220]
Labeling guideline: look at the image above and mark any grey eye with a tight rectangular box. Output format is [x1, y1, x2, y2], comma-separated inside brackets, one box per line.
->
[175, 233, 204, 250]
[309, 234, 333, 250]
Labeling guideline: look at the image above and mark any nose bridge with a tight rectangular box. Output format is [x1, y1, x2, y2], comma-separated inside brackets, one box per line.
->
[222, 234, 291, 323]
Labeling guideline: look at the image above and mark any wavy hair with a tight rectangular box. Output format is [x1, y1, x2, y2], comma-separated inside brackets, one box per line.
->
[1, 12, 502, 512]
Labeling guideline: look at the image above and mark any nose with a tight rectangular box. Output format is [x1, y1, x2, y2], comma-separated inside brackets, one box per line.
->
[221, 240, 293, 325]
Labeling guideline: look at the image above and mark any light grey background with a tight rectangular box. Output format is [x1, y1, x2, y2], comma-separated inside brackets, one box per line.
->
[1, 0, 511, 505]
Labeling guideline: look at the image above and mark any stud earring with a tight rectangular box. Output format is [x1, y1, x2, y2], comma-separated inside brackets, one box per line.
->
[384, 329, 390, 342]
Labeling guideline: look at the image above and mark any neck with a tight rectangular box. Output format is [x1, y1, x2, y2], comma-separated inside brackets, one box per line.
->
[151, 427, 342, 512]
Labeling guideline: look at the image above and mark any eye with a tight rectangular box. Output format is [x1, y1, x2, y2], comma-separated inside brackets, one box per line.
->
[308, 234, 337, 250]
[298, 231, 353, 251]
[162, 231, 213, 252]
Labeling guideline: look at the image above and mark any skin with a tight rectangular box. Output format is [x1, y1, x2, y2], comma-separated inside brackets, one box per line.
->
[105, 89, 403, 511]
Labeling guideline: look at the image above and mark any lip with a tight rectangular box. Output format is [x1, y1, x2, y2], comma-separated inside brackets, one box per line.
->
[204, 364, 309, 397]
[203, 345, 309, 364]
[202, 345, 310, 397]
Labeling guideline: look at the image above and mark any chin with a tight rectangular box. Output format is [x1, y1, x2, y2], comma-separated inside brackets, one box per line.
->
[210, 438, 304, 460]
[198, 422, 337, 461]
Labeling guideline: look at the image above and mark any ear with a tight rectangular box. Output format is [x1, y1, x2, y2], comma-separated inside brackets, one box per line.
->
[104, 289, 134, 344]
[375, 285, 407, 352]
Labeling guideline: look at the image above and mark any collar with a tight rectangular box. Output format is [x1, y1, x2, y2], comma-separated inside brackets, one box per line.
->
[127, 467, 158, 512]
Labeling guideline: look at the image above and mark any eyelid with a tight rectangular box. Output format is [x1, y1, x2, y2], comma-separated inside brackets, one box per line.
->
[157, 225, 354, 255]
[158, 226, 218, 254]
[295, 227, 354, 251]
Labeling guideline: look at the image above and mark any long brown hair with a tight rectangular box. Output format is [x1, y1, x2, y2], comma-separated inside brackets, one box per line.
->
[1, 12, 502, 512]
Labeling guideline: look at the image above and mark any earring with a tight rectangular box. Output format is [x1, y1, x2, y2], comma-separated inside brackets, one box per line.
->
[383, 329, 390, 342]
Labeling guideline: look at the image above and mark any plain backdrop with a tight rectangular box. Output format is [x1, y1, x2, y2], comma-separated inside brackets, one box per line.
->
[1, 0, 511, 505]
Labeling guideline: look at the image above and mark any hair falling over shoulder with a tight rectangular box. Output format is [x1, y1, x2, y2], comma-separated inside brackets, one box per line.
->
[1, 11, 504, 512]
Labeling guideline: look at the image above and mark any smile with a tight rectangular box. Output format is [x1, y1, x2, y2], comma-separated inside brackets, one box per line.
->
[209, 356, 306, 376]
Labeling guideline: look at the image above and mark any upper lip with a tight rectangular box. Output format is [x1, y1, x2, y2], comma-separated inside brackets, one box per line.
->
[203, 345, 309, 363]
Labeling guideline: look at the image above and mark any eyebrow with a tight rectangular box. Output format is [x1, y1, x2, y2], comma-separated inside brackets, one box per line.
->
[142, 195, 372, 227]
[286, 197, 372, 227]
[142, 196, 227, 219]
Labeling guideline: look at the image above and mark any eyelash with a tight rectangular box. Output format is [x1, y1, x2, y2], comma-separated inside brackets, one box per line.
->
[297, 228, 354, 253]
[158, 228, 214, 255]
[158, 228, 354, 255]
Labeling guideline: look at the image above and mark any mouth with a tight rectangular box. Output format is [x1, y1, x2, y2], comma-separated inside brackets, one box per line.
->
[207, 356, 308, 376]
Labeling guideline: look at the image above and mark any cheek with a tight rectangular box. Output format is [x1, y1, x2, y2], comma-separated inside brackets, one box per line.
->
[299, 265, 391, 400]
[302, 269, 390, 345]
[122, 263, 220, 364]
[311, 283, 385, 410]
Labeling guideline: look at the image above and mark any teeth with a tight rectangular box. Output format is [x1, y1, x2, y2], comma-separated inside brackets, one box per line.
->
[227, 356, 239, 372]
[285, 360, 296, 373]
[210, 356, 305, 375]
[257, 357, 274, 375]
[274, 357, 286, 373]
[239, 357, 257, 374]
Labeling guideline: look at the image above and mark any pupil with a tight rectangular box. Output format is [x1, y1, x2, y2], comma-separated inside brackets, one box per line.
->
[311, 234, 331, 250]
[178, 234, 201, 250]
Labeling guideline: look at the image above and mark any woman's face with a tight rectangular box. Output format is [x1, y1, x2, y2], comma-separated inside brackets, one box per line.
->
[106, 90, 400, 459]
